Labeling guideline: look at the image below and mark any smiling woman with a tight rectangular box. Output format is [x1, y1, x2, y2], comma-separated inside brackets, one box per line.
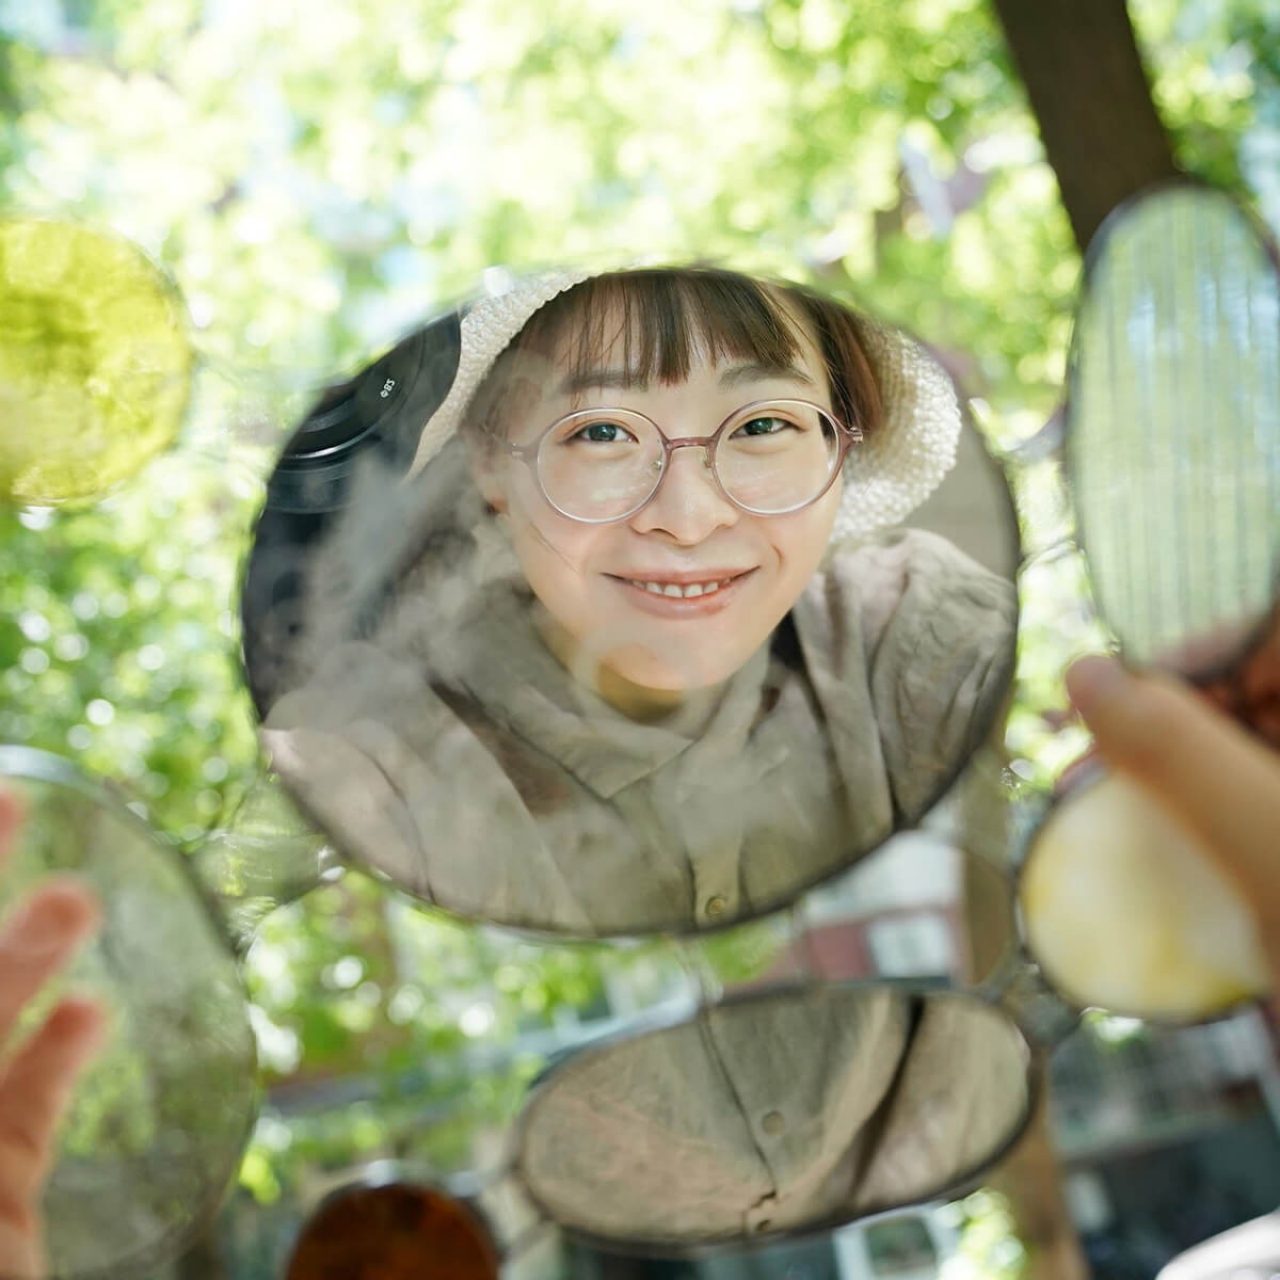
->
[250, 265, 1019, 937]
[460, 271, 870, 702]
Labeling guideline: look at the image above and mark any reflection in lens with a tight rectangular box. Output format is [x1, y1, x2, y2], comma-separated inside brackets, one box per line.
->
[253, 270, 1020, 938]
[0, 747, 256, 1280]
[1068, 185, 1280, 671]
[1019, 771, 1270, 1021]
[517, 984, 1031, 1247]
[0, 218, 191, 506]
[911, 420, 1022, 583]
[285, 1182, 500, 1280]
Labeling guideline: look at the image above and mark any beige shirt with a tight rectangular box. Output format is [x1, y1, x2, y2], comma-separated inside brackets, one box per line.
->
[263, 526, 1016, 936]
[517, 985, 1032, 1243]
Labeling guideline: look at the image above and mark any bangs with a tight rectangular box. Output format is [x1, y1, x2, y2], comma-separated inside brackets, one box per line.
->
[463, 266, 884, 449]
[512, 268, 805, 390]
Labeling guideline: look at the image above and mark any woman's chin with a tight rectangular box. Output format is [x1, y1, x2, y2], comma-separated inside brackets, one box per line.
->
[602, 646, 738, 698]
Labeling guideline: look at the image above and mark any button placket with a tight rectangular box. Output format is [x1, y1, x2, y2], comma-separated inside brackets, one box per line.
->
[682, 788, 745, 924]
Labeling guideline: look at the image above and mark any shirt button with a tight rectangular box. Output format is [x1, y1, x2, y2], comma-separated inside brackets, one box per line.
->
[704, 896, 727, 919]
[761, 1110, 785, 1136]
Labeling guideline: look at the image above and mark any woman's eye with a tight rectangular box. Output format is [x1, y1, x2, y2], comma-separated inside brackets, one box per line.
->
[573, 421, 635, 444]
[734, 416, 793, 438]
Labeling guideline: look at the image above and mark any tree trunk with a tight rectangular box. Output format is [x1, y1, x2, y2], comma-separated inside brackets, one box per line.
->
[174, 1226, 228, 1280]
[989, 1099, 1091, 1280]
[990, 0, 1180, 251]
[960, 752, 1089, 1280]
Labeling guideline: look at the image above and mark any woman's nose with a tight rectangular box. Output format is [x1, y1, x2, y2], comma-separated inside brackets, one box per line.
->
[628, 443, 739, 544]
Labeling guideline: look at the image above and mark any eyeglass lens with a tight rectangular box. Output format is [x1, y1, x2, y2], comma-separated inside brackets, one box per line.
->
[535, 401, 843, 520]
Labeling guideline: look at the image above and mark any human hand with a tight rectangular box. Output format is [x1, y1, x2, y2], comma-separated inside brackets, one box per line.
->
[0, 789, 105, 1280]
[1066, 654, 1280, 995]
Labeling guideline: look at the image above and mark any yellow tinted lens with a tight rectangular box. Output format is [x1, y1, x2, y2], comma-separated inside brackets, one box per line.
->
[0, 218, 191, 505]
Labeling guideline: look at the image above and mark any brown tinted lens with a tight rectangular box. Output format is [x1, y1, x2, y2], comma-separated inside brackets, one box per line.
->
[286, 1183, 500, 1280]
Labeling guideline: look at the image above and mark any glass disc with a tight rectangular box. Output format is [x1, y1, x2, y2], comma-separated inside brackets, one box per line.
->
[0, 746, 256, 1279]
[286, 1181, 500, 1280]
[1067, 184, 1280, 673]
[0, 218, 192, 506]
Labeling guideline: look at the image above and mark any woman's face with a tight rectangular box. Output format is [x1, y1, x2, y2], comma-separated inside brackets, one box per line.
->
[477, 306, 843, 699]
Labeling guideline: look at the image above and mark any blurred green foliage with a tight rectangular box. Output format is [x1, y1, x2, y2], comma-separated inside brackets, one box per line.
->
[1, 0, 1277, 1269]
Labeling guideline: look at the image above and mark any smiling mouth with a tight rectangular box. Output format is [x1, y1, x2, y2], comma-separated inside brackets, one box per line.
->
[608, 570, 756, 601]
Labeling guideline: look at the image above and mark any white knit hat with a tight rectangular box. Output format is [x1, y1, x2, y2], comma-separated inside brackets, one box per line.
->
[407, 267, 962, 542]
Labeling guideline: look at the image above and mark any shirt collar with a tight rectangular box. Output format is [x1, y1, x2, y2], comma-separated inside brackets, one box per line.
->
[447, 575, 772, 799]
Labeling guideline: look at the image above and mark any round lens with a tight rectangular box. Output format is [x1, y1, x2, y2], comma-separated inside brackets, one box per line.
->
[536, 410, 663, 521]
[715, 401, 841, 514]
[0, 747, 256, 1280]
[0, 218, 192, 506]
[286, 1182, 500, 1280]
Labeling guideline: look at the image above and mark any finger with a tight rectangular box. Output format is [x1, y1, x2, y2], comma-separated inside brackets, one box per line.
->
[0, 881, 101, 1044]
[1067, 655, 1280, 934]
[0, 999, 105, 1280]
[0, 997, 106, 1208]
[1055, 746, 1100, 796]
[0, 1224, 41, 1279]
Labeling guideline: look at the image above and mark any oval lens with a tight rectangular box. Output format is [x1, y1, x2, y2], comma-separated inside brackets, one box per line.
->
[716, 401, 840, 513]
[1067, 184, 1280, 672]
[0, 218, 192, 507]
[254, 278, 1019, 940]
[1019, 769, 1271, 1022]
[286, 1182, 500, 1280]
[516, 983, 1032, 1249]
[0, 747, 256, 1279]
[537, 411, 662, 521]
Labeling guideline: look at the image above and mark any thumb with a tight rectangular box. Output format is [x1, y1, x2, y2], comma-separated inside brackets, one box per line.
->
[1066, 655, 1280, 939]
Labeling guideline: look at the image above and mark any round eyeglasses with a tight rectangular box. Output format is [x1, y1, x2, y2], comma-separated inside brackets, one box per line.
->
[506, 398, 862, 524]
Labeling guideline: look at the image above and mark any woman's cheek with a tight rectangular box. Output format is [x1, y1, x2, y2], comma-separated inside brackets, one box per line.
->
[507, 509, 600, 626]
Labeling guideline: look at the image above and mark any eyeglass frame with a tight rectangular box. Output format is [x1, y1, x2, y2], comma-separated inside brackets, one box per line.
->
[503, 397, 864, 526]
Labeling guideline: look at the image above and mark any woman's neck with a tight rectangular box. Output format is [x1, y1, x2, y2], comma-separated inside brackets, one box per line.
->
[532, 606, 690, 723]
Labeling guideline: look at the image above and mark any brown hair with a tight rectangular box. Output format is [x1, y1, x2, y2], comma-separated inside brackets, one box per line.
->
[463, 266, 884, 450]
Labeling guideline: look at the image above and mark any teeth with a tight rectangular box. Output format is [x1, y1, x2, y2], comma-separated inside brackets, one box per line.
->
[630, 578, 730, 599]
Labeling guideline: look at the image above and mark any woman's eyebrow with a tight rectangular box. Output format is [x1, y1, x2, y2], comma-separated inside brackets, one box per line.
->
[718, 361, 817, 388]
